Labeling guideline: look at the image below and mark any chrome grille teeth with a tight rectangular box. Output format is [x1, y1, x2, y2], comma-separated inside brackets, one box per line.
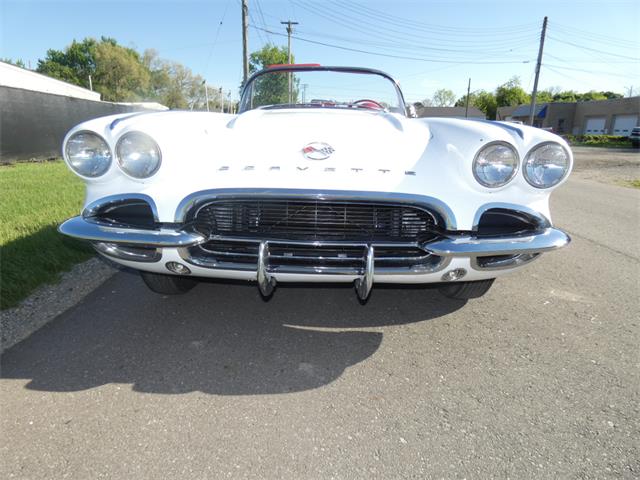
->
[192, 199, 438, 242]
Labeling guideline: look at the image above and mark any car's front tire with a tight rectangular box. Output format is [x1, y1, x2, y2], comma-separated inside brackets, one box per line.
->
[439, 279, 495, 300]
[140, 271, 198, 295]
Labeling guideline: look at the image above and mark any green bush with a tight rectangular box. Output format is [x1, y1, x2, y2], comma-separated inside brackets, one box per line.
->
[564, 134, 630, 147]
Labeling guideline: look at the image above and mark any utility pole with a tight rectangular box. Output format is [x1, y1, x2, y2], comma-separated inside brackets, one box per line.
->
[464, 78, 471, 118]
[281, 20, 299, 103]
[88, 75, 93, 91]
[242, 0, 249, 84]
[301, 84, 308, 104]
[529, 16, 548, 126]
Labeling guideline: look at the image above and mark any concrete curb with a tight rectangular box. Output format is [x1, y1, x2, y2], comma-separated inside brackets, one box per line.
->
[0, 257, 117, 354]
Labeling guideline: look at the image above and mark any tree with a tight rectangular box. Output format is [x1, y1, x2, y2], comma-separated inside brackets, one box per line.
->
[35, 38, 212, 108]
[474, 91, 498, 120]
[37, 38, 98, 89]
[2, 57, 26, 68]
[535, 89, 554, 104]
[432, 88, 456, 107]
[495, 76, 530, 106]
[552, 90, 578, 102]
[248, 45, 297, 106]
[455, 90, 497, 119]
[420, 98, 433, 107]
[249, 44, 290, 73]
[602, 91, 623, 100]
[93, 41, 150, 101]
[36, 37, 151, 101]
[163, 62, 205, 109]
[142, 50, 206, 109]
[577, 90, 607, 102]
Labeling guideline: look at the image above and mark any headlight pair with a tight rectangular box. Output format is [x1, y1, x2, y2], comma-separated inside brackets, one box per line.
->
[64, 131, 161, 179]
[472, 141, 570, 189]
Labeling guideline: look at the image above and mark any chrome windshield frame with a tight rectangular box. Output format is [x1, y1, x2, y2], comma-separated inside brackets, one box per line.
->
[239, 65, 408, 116]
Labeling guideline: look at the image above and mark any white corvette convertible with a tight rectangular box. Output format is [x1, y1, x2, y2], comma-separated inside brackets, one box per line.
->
[59, 65, 571, 301]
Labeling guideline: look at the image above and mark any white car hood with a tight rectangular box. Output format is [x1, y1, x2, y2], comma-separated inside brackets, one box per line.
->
[224, 108, 429, 172]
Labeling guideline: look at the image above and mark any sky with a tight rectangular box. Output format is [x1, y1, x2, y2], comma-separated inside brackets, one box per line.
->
[1, 0, 639, 103]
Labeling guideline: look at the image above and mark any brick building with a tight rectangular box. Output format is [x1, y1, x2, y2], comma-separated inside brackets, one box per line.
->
[497, 96, 640, 135]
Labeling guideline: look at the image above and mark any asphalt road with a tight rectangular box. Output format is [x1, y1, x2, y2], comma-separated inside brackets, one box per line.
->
[1, 176, 639, 479]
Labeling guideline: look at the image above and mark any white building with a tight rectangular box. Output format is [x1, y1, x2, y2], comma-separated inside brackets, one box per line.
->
[0, 61, 100, 101]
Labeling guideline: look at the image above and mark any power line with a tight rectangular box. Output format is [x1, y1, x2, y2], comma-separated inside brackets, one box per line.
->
[292, 0, 538, 48]
[547, 35, 640, 61]
[550, 21, 638, 49]
[203, 0, 232, 74]
[544, 63, 638, 79]
[543, 65, 584, 85]
[326, 0, 539, 36]
[251, 25, 534, 65]
[282, 25, 538, 58]
[253, 0, 272, 43]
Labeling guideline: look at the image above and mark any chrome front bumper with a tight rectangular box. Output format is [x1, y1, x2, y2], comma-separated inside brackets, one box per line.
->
[59, 215, 570, 299]
[59, 215, 570, 256]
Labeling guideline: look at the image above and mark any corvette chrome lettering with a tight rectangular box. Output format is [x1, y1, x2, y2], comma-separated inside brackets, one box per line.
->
[215, 165, 419, 175]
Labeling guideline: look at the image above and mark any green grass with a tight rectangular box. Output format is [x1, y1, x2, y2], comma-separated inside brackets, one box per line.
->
[627, 179, 640, 189]
[0, 161, 93, 309]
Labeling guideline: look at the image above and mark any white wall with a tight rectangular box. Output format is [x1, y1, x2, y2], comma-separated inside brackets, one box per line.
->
[0, 61, 100, 101]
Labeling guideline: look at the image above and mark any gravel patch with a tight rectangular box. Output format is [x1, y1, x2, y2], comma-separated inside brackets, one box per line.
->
[571, 146, 639, 186]
[0, 256, 117, 353]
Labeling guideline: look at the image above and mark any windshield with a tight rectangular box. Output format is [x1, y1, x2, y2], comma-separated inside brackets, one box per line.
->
[239, 67, 406, 115]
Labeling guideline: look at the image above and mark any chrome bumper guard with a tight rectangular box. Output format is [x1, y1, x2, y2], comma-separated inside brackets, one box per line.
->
[59, 215, 570, 300]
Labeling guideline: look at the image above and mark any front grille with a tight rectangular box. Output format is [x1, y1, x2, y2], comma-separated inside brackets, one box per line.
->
[187, 239, 442, 272]
[182, 197, 445, 273]
[189, 199, 440, 242]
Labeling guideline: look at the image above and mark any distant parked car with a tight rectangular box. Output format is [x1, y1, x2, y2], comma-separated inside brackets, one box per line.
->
[58, 65, 573, 302]
[630, 127, 640, 147]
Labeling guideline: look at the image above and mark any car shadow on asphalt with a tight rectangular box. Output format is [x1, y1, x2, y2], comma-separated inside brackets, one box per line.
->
[1, 270, 466, 395]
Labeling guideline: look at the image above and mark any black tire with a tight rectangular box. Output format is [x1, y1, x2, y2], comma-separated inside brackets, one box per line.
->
[439, 279, 495, 300]
[140, 271, 198, 295]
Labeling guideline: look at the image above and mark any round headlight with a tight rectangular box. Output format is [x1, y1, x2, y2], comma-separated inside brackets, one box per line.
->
[472, 142, 519, 188]
[524, 142, 570, 188]
[116, 132, 162, 179]
[65, 131, 112, 178]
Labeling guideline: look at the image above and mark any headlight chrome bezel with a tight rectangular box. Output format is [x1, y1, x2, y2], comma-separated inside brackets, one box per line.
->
[472, 141, 520, 188]
[115, 131, 162, 180]
[64, 130, 113, 179]
[523, 141, 571, 189]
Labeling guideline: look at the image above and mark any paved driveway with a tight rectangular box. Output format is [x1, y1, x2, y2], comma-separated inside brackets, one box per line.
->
[1, 176, 638, 479]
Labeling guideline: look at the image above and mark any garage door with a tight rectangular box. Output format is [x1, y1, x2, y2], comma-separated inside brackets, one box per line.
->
[584, 117, 606, 134]
[612, 114, 638, 136]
